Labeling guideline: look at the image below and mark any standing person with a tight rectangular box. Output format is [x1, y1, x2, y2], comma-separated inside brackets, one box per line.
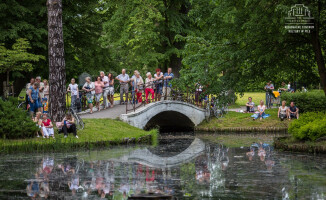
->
[26, 78, 35, 109]
[195, 82, 203, 107]
[115, 69, 130, 104]
[43, 79, 50, 100]
[82, 77, 95, 114]
[154, 68, 163, 101]
[288, 102, 299, 120]
[28, 83, 42, 115]
[278, 101, 288, 121]
[94, 76, 104, 111]
[163, 68, 174, 100]
[145, 72, 155, 103]
[264, 81, 274, 109]
[42, 98, 49, 114]
[41, 113, 55, 139]
[107, 73, 115, 108]
[130, 70, 138, 104]
[100, 71, 110, 109]
[36, 76, 45, 112]
[61, 113, 78, 138]
[130, 71, 144, 103]
[245, 97, 255, 113]
[67, 78, 79, 112]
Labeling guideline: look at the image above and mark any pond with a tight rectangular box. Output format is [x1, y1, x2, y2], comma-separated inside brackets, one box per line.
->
[0, 135, 326, 199]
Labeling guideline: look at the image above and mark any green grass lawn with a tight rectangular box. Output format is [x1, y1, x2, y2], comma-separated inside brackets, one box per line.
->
[198, 109, 290, 129]
[228, 92, 266, 108]
[0, 118, 157, 153]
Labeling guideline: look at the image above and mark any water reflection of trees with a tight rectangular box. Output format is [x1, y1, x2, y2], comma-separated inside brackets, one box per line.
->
[22, 139, 326, 199]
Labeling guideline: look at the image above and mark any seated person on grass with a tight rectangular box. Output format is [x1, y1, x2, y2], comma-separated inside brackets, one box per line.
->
[41, 113, 55, 139]
[33, 112, 43, 138]
[252, 100, 270, 121]
[245, 97, 255, 113]
[278, 100, 288, 121]
[61, 113, 78, 139]
[288, 101, 299, 120]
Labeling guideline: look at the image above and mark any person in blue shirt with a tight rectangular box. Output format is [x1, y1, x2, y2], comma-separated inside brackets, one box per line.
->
[28, 83, 42, 116]
[163, 68, 174, 100]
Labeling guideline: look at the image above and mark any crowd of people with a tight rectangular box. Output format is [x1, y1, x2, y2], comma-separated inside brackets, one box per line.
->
[76, 68, 174, 114]
[244, 80, 300, 121]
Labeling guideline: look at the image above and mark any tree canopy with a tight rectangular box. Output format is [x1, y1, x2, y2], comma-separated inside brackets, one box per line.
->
[0, 0, 325, 95]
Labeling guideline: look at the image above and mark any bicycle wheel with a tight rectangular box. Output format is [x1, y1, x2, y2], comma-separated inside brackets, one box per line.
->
[70, 108, 84, 130]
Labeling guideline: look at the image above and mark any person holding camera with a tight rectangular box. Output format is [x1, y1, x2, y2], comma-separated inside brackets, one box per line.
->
[61, 113, 78, 138]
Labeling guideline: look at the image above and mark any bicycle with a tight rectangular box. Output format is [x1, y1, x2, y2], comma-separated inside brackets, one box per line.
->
[69, 107, 84, 130]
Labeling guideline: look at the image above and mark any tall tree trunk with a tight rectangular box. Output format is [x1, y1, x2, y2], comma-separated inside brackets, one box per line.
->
[47, 0, 66, 121]
[311, 1, 326, 96]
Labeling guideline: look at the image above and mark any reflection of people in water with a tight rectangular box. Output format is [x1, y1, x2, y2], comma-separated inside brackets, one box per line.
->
[220, 147, 229, 171]
[68, 174, 79, 196]
[195, 154, 211, 184]
[258, 147, 266, 161]
[26, 177, 40, 198]
[82, 162, 97, 198]
[265, 159, 275, 171]
[246, 148, 255, 161]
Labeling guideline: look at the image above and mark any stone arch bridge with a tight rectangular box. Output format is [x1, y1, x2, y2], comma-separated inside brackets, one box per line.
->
[120, 100, 207, 130]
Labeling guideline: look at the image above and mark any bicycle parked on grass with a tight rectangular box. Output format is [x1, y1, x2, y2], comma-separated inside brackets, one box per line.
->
[206, 96, 229, 120]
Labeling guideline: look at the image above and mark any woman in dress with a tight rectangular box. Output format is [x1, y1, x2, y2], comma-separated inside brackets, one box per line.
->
[94, 76, 104, 111]
[82, 77, 95, 114]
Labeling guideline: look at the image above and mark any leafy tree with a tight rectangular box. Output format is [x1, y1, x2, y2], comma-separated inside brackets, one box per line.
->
[179, 0, 326, 95]
[100, 0, 192, 75]
[0, 38, 44, 95]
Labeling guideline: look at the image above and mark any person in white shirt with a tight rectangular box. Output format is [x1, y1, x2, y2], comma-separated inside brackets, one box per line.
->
[253, 100, 270, 120]
[67, 78, 79, 112]
[115, 69, 130, 104]
[100, 71, 110, 109]
[278, 100, 288, 121]
[130, 70, 143, 103]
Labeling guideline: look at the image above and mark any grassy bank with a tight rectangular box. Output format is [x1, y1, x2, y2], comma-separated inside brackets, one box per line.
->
[0, 119, 157, 154]
[197, 133, 286, 148]
[197, 109, 290, 132]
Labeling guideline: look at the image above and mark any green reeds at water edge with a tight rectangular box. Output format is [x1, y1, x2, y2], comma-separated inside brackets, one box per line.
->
[0, 134, 154, 154]
[0, 119, 158, 154]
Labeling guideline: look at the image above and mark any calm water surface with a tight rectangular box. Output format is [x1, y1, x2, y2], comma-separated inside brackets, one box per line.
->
[0, 136, 326, 199]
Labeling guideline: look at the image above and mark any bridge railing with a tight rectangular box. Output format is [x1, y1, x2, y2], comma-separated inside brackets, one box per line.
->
[124, 80, 205, 114]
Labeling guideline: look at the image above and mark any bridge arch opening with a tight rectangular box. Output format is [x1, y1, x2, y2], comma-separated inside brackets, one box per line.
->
[144, 111, 194, 132]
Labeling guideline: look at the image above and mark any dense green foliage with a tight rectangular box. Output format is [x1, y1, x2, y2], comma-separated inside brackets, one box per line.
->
[178, 0, 325, 95]
[288, 112, 326, 141]
[0, 38, 44, 85]
[281, 91, 326, 113]
[1, 0, 325, 96]
[0, 98, 38, 139]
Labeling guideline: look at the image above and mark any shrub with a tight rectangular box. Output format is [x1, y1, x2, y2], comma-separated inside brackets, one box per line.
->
[288, 112, 326, 141]
[281, 91, 326, 113]
[0, 98, 38, 139]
